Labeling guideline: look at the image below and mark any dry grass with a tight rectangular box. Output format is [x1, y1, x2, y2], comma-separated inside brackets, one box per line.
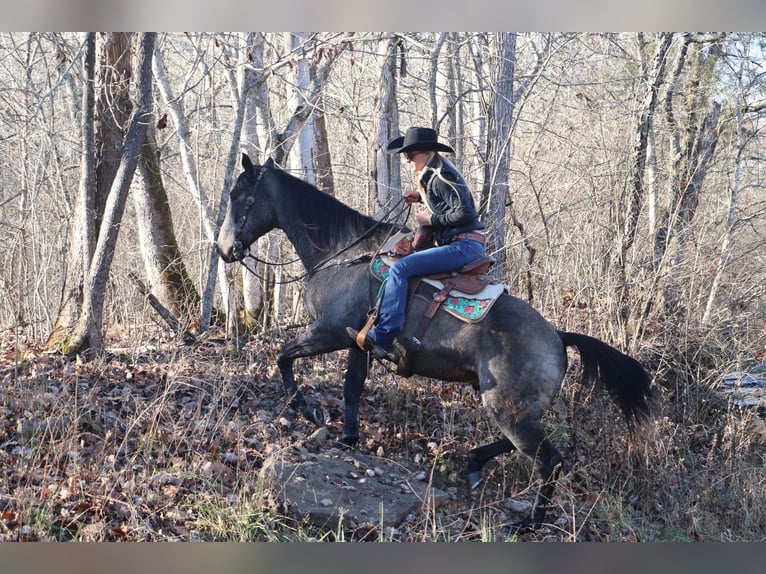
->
[1, 319, 765, 542]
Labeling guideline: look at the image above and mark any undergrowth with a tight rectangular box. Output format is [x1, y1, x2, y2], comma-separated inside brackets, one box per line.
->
[1, 320, 764, 542]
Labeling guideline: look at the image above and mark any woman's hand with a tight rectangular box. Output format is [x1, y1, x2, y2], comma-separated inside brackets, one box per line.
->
[414, 210, 432, 226]
[403, 190, 421, 205]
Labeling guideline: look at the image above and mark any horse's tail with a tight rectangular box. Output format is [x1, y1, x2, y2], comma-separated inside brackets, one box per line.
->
[558, 331, 656, 428]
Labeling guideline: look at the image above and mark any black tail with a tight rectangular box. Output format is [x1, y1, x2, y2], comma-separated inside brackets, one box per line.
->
[558, 331, 655, 428]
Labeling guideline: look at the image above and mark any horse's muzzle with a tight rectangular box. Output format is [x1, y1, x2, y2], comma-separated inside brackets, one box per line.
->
[216, 238, 244, 263]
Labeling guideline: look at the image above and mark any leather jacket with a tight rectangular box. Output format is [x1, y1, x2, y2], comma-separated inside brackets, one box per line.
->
[419, 154, 484, 246]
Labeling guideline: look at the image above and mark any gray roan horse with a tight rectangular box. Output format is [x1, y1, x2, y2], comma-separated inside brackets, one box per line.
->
[216, 154, 656, 532]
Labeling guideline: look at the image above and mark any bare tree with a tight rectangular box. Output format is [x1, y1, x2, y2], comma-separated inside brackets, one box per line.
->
[2, 32, 763, 367]
[133, 122, 199, 327]
[611, 32, 673, 329]
[702, 35, 762, 324]
[371, 34, 401, 215]
[61, 32, 156, 357]
[46, 32, 96, 349]
[482, 33, 517, 278]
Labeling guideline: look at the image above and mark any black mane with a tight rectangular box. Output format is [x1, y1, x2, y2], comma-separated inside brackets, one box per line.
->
[269, 167, 395, 251]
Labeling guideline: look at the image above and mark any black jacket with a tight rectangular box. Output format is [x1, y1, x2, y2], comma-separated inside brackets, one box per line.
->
[419, 155, 484, 245]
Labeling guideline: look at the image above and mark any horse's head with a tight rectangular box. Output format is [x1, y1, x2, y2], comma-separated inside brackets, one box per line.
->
[216, 153, 277, 262]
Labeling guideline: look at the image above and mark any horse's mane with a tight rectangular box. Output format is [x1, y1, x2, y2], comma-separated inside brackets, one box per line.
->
[270, 167, 395, 250]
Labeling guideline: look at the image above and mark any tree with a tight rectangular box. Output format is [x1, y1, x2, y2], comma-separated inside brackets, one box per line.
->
[133, 122, 199, 328]
[51, 32, 156, 357]
[702, 34, 763, 324]
[371, 34, 401, 215]
[610, 32, 673, 332]
[46, 32, 97, 349]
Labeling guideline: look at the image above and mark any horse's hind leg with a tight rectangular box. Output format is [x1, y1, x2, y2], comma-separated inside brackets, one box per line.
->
[464, 424, 563, 530]
[504, 421, 564, 532]
[464, 438, 515, 490]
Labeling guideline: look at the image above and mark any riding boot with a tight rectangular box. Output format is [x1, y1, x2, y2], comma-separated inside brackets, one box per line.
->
[345, 327, 397, 363]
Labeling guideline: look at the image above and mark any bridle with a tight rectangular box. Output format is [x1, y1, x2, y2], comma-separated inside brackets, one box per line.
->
[230, 165, 268, 262]
[228, 165, 410, 285]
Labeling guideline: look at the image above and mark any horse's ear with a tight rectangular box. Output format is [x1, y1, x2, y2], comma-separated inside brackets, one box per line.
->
[264, 157, 275, 168]
[242, 153, 254, 172]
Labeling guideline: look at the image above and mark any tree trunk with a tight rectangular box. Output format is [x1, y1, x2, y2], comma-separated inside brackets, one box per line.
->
[63, 32, 156, 358]
[46, 32, 96, 350]
[94, 32, 132, 239]
[611, 32, 673, 328]
[483, 32, 517, 279]
[238, 33, 267, 331]
[467, 34, 489, 194]
[286, 32, 316, 185]
[271, 36, 342, 167]
[152, 38, 229, 329]
[702, 43, 756, 324]
[312, 91, 334, 194]
[428, 33, 447, 129]
[661, 100, 721, 314]
[372, 35, 400, 217]
[133, 123, 200, 326]
[200, 38, 249, 332]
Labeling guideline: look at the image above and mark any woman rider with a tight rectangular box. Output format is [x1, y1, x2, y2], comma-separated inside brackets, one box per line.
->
[347, 127, 486, 357]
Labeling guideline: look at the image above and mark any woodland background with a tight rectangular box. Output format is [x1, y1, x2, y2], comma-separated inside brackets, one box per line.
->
[0, 32, 765, 541]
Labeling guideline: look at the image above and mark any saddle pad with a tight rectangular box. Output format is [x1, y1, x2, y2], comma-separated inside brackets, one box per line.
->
[370, 256, 506, 323]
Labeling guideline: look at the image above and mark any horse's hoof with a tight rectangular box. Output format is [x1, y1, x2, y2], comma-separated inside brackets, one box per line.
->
[465, 471, 484, 491]
[332, 436, 358, 450]
[503, 516, 536, 536]
[304, 405, 325, 427]
[338, 435, 358, 448]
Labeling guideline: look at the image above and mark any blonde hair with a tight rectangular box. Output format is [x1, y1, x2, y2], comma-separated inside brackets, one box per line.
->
[417, 152, 463, 213]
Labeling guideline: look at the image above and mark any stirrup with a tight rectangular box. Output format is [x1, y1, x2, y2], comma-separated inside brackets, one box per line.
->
[345, 327, 396, 362]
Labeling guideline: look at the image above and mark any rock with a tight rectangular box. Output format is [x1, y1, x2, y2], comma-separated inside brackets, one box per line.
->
[260, 450, 448, 530]
[16, 416, 69, 443]
[504, 499, 532, 513]
[721, 370, 766, 409]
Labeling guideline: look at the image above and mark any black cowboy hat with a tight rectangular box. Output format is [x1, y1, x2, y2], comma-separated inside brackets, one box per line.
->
[385, 126, 454, 154]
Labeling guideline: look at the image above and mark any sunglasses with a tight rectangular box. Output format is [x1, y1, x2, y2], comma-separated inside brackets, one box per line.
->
[404, 150, 421, 161]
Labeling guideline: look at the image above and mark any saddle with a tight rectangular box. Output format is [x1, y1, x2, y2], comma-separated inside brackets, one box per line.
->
[361, 231, 504, 375]
[408, 256, 496, 349]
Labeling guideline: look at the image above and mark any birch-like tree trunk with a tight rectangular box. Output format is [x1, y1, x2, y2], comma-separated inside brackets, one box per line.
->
[702, 40, 758, 324]
[286, 32, 316, 185]
[611, 32, 673, 329]
[238, 32, 267, 331]
[201, 37, 249, 332]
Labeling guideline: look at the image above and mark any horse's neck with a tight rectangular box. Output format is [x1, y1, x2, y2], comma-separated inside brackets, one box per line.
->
[278, 211, 384, 271]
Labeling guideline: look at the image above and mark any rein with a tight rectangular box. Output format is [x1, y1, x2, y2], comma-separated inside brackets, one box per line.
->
[236, 178, 410, 285]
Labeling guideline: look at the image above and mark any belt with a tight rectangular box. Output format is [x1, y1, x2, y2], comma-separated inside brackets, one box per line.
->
[453, 231, 486, 244]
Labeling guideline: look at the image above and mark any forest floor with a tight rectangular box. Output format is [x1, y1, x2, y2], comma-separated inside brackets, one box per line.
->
[1, 326, 765, 542]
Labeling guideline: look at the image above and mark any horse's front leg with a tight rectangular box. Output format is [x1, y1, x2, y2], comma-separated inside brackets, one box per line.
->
[338, 347, 372, 447]
[276, 328, 332, 427]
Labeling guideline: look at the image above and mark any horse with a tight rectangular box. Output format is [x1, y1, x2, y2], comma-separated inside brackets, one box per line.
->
[216, 153, 656, 532]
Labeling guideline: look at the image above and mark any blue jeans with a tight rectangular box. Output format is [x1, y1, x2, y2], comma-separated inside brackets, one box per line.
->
[368, 238, 486, 350]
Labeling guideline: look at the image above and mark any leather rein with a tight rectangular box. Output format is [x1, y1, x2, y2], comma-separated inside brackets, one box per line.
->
[230, 165, 409, 285]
